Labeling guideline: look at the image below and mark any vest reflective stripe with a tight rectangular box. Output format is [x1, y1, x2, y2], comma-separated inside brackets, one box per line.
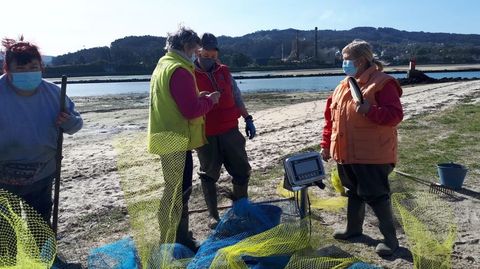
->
[147, 52, 206, 155]
[330, 67, 402, 164]
[195, 64, 240, 135]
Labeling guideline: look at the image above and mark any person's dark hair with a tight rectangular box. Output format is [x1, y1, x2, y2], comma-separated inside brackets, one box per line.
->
[2, 37, 43, 72]
[165, 26, 200, 51]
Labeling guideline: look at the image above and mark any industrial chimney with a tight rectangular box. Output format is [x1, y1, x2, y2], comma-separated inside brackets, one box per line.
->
[315, 27, 318, 59]
[296, 30, 299, 60]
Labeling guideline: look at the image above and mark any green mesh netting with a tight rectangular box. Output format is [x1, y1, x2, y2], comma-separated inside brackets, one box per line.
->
[285, 254, 361, 269]
[114, 131, 381, 269]
[329, 167, 346, 196]
[0, 189, 56, 268]
[392, 192, 457, 269]
[276, 180, 347, 212]
[114, 131, 189, 268]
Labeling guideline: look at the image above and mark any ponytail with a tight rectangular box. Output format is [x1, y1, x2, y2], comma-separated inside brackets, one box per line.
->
[372, 58, 384, 71]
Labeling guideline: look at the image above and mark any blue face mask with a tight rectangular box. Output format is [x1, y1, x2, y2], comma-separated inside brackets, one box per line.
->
[342, 60, 357, 76]
[11, 71, 42, 91]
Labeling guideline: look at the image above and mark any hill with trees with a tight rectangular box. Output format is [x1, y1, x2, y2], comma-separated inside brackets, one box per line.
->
[43, 27, 480, 77]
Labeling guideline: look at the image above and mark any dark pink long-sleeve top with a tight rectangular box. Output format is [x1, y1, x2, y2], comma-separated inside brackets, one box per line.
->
[169, 67, 214, 119]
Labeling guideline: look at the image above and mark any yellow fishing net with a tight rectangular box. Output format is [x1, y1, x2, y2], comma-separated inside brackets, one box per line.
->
[0, 189, 56, 269]
[211, 218, 314, 268]
[329, 167, 346, 196]
[114, 131, 190, 268]
[392, 192, 456, 269]
[276, 178, 347, 212]
[114, 131, 379, 268]
[285, 254, 360, 269]
[209, 217, 367, 269]
[110, 125, 463, 269]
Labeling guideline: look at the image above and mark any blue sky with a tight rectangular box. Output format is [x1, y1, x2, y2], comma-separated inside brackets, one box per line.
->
[3, 0, 479, 56]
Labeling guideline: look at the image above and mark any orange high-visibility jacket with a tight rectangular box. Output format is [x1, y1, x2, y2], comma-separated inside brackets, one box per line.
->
[330, 66, 402, 164]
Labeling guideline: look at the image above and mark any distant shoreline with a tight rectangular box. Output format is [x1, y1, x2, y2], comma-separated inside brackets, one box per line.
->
[51, 64, 480, 84]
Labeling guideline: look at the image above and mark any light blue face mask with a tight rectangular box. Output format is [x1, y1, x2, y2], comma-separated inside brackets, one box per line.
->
[189, 50, 198, 63]
[342, 60, 357, 76]
[11, 71, 42, 91]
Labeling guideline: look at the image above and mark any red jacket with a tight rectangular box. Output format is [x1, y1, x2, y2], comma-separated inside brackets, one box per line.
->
[194, 64, 241, 136]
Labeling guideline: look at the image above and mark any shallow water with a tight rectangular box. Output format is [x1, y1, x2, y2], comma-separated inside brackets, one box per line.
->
[52, 71, 480, 97]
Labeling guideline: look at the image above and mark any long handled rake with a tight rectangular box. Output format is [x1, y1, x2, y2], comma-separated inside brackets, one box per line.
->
[394, 169, 455, 196]
[52, 75, 67, 235]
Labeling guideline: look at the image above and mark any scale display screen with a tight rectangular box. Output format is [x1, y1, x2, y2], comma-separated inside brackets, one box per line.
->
[292, 158, 321, 179]
[284, 152, 325, 188]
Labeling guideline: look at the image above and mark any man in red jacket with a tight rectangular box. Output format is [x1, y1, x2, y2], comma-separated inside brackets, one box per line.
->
[194, 33, 256, 228]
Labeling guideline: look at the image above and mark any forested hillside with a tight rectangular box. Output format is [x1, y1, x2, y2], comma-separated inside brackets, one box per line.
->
[43, 27, 480, 77]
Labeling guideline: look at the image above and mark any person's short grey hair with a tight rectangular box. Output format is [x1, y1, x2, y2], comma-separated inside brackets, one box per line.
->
[165, 26, 200, 51]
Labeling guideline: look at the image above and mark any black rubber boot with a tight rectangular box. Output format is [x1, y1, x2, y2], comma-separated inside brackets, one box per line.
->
[370, 199, 399, 256]
[175, 204, 200, 253]
[232, 183, 248, 200]
[201, 179, 220, 229]
[333, 196, 365, 240]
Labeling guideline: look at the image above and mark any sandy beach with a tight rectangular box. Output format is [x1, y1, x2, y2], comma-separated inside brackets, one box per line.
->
[56, 80, 480, 268]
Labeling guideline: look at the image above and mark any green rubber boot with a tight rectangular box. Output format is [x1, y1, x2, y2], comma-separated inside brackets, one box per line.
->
[333, 196, 365, 240]
[371, 199, 399, 256]
[201, 179, 220, 229]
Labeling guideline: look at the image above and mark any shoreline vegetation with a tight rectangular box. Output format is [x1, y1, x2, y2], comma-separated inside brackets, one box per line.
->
[49, 64, 480, 84]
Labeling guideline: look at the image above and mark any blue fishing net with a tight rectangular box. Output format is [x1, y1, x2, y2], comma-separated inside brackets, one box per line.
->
[347, 262, 383, 269]
[88, 236, 140, 269]
[187, 198, 284, 269]
[86, 200, 381, 269]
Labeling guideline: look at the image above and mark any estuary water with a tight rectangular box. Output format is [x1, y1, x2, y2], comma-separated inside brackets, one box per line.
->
[52, 71, 480, 97]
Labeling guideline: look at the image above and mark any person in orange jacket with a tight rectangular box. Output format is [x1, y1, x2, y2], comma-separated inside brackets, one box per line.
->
[320, 39, 403, 256]
[194, 33, 255, 228]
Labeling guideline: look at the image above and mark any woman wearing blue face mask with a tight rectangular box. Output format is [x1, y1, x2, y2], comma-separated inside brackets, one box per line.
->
[320, 39, 403, 256]
[0, 37, 83, 267]
[0, 38, 83, 224]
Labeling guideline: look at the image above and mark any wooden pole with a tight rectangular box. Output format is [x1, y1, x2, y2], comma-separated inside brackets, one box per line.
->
[52, 75, 67, 235]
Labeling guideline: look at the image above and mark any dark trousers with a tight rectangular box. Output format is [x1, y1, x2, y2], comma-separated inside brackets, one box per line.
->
[197, 128, 251, 185]
[0, 176, 54, 225]
[0, 177, 54, 265]
[158, 150, 193, 244]
[337, 163, 394, 205]
[181, 150, 193, 203]
[159, 150, 193, 204]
